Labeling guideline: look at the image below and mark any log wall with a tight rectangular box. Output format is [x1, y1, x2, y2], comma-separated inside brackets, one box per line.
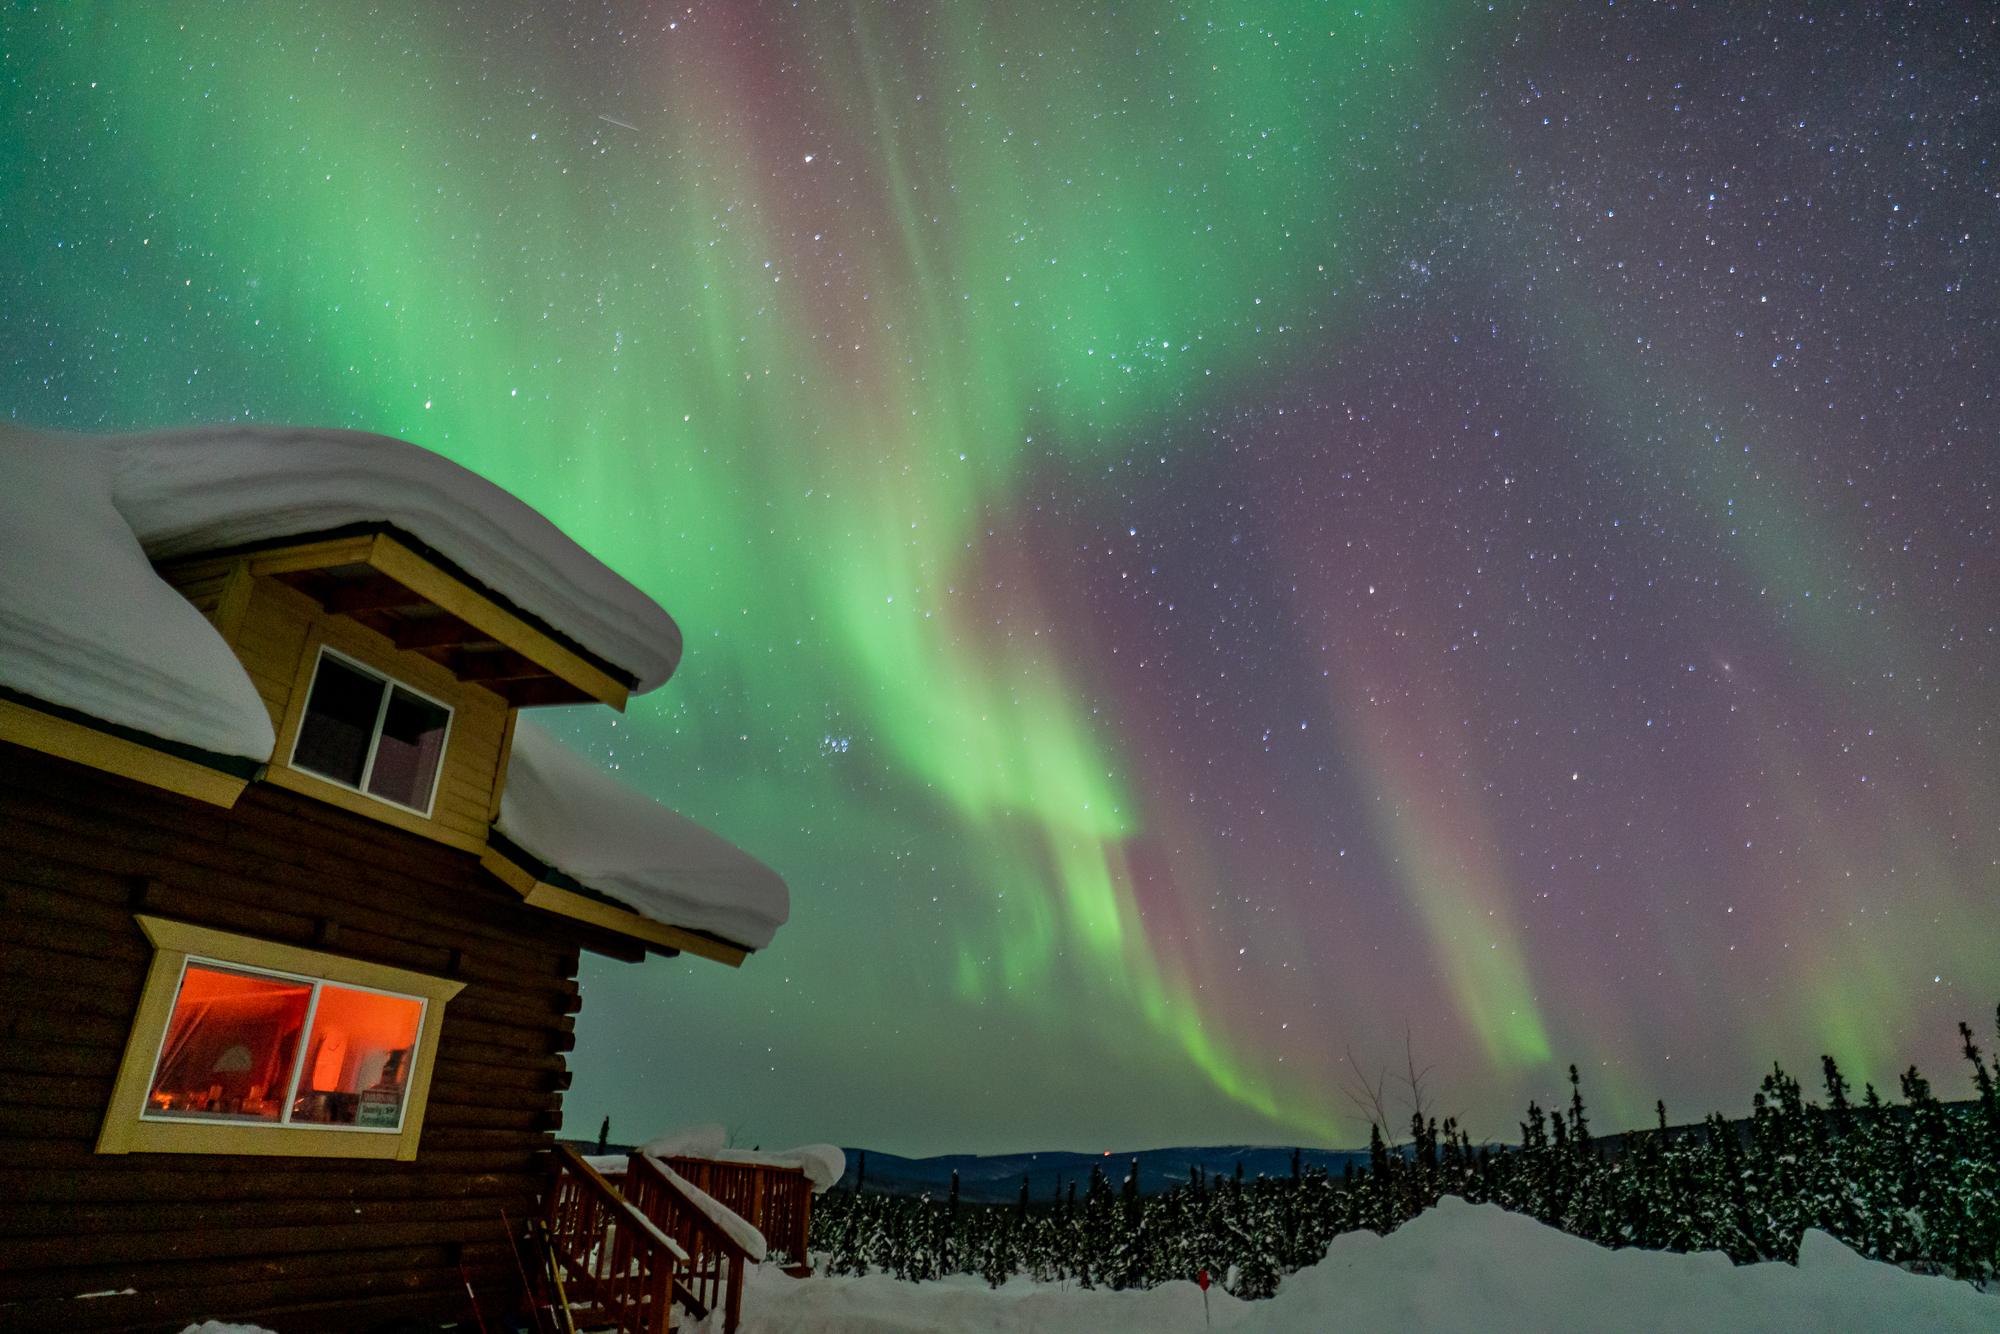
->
[0, 742, 617, 1333]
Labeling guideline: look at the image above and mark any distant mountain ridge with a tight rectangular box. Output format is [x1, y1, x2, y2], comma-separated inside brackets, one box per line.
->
[834, 1145, 1372, 1204]
[561, 1099, 1993, 1207]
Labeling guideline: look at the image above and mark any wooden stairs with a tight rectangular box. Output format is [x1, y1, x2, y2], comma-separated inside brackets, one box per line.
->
[539, 1143, 760, 1334]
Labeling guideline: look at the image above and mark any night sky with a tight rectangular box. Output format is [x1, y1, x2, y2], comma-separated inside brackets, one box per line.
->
[6, 3, 1996, 1156]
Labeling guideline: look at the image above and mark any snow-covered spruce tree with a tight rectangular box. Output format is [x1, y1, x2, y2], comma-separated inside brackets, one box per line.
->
[1229, 1174, 1283, 1299]
[1805, 1058, 1869, 1253]
[1946, 1014, 2000, 1284]
[1741, 1064, 1816, 1262]
[1900, 1060, 1986, 1280]
[1844, 1079, 1923, 1268]
[879, 1195, 917, 1280]
[856, 1190, 891, 1276]
[1023, 1187, 1065, 1285]
[1102, 1158, 1147, 1290]
[811, 1187, 880, 1277]
[976, 1207, 1017, 1289]
[1073, 1163, 1115, 1288]
[1153, 1174, 1197, 1286]
[940, 1171, 963, 1278]
[1283, 1163, 1345, 1274]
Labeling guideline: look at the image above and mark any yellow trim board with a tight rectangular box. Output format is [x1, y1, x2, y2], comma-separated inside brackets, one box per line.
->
[163, 531, 637, 710]
[0, 699, 249, 808]
[262, 763, 490, 854]
[477, 847, 747, 967]
[248, 534, 381, 577]
[364, 534, 631, 711]
[97, 916, 466, 1161]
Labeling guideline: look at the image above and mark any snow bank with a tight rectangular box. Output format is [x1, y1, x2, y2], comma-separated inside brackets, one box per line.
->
[104, 423, 683, 691]
[0, 426, 275, 761]
[497, 720, 789, 950]
[641, 1123, 846, 1193]
[1277, 1195, 1997, 1333]
[742, 1197, 2000, 1334]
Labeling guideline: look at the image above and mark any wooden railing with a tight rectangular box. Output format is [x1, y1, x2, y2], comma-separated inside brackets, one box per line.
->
[622, 1153, 756, 1334]
[659, 1155, 814, 1274]
[541, 1144, 688, 1334]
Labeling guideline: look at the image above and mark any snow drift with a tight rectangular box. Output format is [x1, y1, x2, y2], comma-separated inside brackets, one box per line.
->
[170, 1195, 1997, 1333]
[742, 1195, 2000, 1334]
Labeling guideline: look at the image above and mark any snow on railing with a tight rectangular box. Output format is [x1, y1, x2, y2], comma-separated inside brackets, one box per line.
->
[623, 1152, 759, 1334]
[542, 1143, 687, 1334]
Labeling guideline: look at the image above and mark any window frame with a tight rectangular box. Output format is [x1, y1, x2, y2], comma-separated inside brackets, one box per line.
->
[288, 645, 455, 819]
[97, 917, 465, 1160]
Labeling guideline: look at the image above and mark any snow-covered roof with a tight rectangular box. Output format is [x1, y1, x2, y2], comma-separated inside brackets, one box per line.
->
[496, 720, 790, 951]
[0, 426, 276, 762]
[104, 422, 683, 692]
[4, 421, 783, 955]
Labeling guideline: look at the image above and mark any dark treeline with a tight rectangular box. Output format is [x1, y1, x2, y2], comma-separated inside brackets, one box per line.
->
[807, 1008, 2000, 1297]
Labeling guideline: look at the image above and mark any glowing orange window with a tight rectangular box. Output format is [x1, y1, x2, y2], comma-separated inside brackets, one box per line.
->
[144, 961, 427, 1133]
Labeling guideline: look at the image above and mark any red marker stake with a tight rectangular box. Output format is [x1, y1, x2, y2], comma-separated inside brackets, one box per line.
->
[1198, 1269, 1211, 1325]
[459, 1258, 490, 1334]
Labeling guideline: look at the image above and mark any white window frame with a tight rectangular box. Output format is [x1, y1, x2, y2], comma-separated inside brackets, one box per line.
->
[138, 955, 428, 1135]
[98, 917, 465, 1160]
[288, 645, 455, 818]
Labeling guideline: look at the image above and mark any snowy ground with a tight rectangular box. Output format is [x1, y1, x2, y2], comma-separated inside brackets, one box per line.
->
[177, 1197, 1998, 1333]
[737, 1198, 2000, 1334]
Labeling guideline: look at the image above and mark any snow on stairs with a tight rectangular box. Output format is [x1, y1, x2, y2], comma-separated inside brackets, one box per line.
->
[542, 1143, 759, 1334]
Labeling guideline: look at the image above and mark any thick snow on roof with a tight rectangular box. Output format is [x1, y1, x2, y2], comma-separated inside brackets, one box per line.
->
[497, 719, 789, 951]
[105, 423, 682, 692]
[641, 1123, 846, 1194]
[0, 426, 276, 761]
[739, 1196, 1999, 1333]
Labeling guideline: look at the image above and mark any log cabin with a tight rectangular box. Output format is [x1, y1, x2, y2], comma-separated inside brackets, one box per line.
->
[0, 423, 789, 1333]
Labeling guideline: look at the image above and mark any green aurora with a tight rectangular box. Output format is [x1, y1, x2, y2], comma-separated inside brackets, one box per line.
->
[7, 2, 1997, 1152]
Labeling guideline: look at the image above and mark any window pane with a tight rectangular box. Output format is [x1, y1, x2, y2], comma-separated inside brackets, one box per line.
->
[146, 965, 312, 1123]
[293, 656, 385, 787]
[365, 686, 450, 810]
[290, 984, 425, 1129]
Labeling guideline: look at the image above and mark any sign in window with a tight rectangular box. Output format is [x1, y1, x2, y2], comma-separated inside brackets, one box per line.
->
[291, 648, 452, 815]
[144, 959, 426, 1134]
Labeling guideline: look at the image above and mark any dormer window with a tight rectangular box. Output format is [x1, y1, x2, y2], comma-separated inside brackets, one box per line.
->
[291, 648, 452, 816]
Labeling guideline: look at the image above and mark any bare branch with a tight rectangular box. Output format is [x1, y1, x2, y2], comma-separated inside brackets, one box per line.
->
[1398, 1025, 1438, 1125]
[1340, 1045, 1398, 1145]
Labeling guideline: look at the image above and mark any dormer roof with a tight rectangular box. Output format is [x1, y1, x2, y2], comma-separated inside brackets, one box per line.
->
[109, 423, 683, 697]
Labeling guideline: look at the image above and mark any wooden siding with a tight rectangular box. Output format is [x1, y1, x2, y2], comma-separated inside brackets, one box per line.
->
[0, 742, 610, 1334]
